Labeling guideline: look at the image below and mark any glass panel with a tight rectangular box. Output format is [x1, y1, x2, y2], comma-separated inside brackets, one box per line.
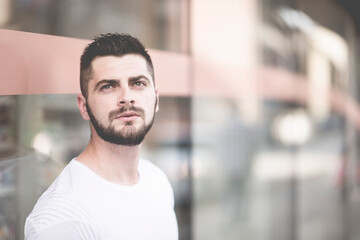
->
[192, 97, 261, 240]
[1, 1, 191, 239]
[0, 95, 191, 240]
[191, 0, 360, 240]
[2, 0, 360, 240]
[1, 0, 188, 52]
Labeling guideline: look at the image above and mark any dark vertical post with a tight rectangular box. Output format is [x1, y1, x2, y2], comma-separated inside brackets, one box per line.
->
[290, 145, 298, 240]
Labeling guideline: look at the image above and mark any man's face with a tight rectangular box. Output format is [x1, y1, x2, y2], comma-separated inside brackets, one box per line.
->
[79, 54, 158, 146]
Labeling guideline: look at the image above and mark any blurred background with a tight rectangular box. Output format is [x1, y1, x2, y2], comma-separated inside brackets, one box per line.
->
[1, 0, 360, 240]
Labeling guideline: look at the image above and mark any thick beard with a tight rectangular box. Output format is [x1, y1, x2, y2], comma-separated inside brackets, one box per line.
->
[86, 104, 155, 146]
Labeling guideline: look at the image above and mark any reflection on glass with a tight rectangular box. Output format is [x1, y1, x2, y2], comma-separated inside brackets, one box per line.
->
[273, 109, 312, 146]
[2, 0, 360, 240]
[0, 95, 191, 240]
[192, 0, 360, 240]
[1, 0, 188, 53]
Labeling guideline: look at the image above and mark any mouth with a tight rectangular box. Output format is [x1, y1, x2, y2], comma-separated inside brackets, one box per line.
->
[115, 111, 140, 121]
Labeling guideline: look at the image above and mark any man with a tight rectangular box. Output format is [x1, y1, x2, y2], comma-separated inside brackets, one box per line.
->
[25, 33, 178, 240]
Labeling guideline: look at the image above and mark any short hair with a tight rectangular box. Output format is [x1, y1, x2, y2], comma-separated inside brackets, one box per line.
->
[80, 33, 154, 98]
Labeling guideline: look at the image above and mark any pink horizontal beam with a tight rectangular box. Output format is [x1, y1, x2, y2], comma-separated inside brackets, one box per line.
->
[0, 29, 191, 96]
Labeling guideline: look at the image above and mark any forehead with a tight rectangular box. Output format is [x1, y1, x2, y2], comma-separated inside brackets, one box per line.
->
[91, 55, 152, 81]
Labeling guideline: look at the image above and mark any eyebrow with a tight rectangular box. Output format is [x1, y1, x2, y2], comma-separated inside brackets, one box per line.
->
[128, 75, 151, 84]
[93, 75, 152, 91]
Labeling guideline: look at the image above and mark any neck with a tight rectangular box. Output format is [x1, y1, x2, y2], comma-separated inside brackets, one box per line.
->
[77, 133, 141, 186]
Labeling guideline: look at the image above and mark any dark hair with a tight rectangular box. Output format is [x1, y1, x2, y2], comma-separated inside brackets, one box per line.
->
[80, 33, 154, 98]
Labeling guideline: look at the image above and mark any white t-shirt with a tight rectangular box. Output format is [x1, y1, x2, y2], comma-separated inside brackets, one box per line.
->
[25, 159, 178, 240]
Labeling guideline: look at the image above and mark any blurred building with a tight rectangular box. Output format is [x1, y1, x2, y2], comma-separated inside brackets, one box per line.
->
[1, 0, 360, 240]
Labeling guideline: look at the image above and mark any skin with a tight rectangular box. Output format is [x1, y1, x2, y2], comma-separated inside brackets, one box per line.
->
[76, 54, 159, 186]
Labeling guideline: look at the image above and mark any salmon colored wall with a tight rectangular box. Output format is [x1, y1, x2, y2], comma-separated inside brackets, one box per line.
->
[0, 29, 191, 96]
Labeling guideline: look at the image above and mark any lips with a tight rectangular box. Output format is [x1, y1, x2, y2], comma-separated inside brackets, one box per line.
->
[109, 107, 145, 122]
[115, 111, 140, 121]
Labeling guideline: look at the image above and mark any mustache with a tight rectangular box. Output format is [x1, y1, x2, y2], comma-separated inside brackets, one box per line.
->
[108, 105, 145, 121]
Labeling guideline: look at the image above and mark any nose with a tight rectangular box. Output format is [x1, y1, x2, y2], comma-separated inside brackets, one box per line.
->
[118, 86, 135, 106]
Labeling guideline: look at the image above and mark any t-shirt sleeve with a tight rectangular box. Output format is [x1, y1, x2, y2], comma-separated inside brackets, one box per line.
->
[25, 187, 97, 240]
[25, 218, 97, 240]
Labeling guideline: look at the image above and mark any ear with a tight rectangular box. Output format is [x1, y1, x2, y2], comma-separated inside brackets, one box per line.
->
[77, 94, 90, 120]
[155, 87, 159, 112]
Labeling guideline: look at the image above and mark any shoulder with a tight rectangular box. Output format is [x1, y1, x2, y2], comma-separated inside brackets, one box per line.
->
[25, 162, 96, 239]
[139, 159, 170, 181]
[25, 217, 96, 240]
[139, 159, 175, 203]
[26, 187, 93, 233]
[139, 158, 161, 171]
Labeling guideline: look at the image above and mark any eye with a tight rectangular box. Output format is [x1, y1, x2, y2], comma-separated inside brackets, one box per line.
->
[100, 84, 114, 91]
[131, 81, 147, 87]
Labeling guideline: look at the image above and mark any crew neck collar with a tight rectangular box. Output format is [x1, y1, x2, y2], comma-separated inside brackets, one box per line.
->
[71, 158, 143, 190]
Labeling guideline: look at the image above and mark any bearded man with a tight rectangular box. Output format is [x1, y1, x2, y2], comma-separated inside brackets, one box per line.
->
[25, 33, 178, 240]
